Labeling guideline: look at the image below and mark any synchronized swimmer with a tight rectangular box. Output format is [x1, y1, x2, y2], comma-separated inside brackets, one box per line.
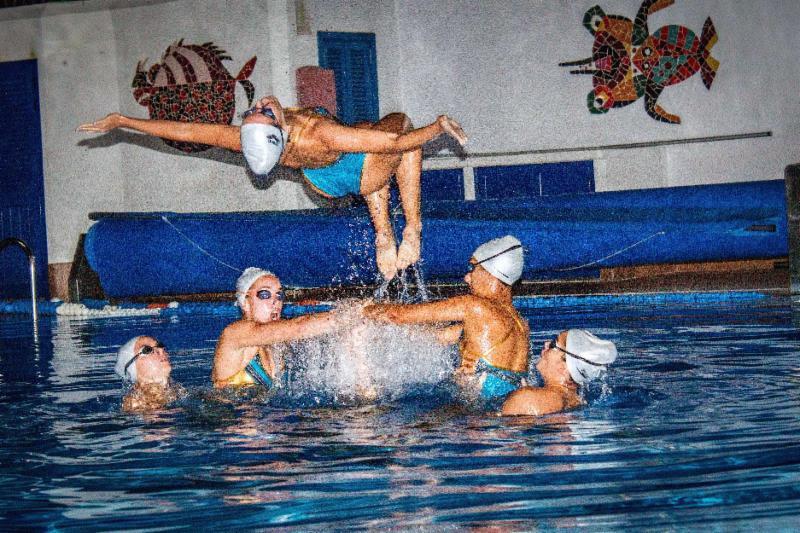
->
[115, 335, 183, 413]
[211, 267, 346, 389]
[114, 237, 617, 416]
[365, 235, 617, 415]
[78, 95, 467, 280]
[91, 98, 617, 416]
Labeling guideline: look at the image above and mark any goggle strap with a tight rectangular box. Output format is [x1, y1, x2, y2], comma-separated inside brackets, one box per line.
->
[475, 244, 522, 266]
[552, 343, 607, 368]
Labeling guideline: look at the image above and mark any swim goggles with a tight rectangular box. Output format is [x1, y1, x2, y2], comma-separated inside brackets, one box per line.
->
[125, 341, 165, 375]
[255, 289, 284, 301]
[240, 106, 277, 121]
[466, 244, 523, 273]
[548, 338, 607, 367]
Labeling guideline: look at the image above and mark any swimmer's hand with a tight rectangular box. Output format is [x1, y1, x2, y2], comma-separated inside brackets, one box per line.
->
[254, 95, 286, 128]
[437, 115, 467, 146]
[76, 113, 123, 133]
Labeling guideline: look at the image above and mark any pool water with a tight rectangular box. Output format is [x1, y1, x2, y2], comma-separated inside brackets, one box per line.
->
[1, 294, 800, 529]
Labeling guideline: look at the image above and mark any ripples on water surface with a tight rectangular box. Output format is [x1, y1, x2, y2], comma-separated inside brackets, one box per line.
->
[1, 295, 800, 529]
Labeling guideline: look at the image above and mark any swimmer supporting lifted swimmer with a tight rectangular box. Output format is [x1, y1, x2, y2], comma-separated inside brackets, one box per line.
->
[77, 96, 467, 280]
[366, 236, 531, 402]
[365, 235, 619, 415]
[211, 267, 346, 389]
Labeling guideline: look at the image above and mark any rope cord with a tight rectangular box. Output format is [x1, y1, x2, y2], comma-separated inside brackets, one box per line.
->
[161, 216, 243, 273]
[553, 230, 666, 272]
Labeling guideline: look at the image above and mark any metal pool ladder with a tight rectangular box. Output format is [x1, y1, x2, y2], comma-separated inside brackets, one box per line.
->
[0, 237, 38, 323]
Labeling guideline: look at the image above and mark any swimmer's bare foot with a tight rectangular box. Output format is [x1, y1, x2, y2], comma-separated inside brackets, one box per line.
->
[375, 233, 398, 280]
[396, 226, 421, 271]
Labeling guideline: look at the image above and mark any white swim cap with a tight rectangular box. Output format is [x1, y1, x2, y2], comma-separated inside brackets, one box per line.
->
[236, 267, 276, 307]
[565, 329, 617, 385]
[472, 235, 524, 285]
[115, 336, 142, 382]
[240, 123, 285, 175]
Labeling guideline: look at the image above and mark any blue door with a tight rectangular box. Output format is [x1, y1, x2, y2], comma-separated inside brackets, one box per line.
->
[0, 59, 48, 299]
[318, 32, 379, 125]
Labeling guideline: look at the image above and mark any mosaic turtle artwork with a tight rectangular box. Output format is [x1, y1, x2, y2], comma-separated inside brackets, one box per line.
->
[132, 39, 257, 152]
[560, 0, 719, 124]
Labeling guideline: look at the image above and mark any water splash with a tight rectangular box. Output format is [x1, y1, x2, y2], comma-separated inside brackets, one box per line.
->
[275, 304, 455, 406]
[372, 262, 430, 303]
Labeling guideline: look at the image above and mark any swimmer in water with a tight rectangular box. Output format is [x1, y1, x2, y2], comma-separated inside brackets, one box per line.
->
[212, 267, 345, 389]
[365, 235, 530, 402]
[77, 95, 467, 281]
[501, 329, 617, 416]
[115, 335, 183, 412]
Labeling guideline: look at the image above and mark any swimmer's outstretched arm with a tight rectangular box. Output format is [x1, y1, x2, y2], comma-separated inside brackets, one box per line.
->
[77, 113, 242, 151]
[434, 325, 464, 346]
[212, 312, 341, 384]
[219, 311, 340, 351]
[317, 115, 467, 154]
[364, 296, 471, 325]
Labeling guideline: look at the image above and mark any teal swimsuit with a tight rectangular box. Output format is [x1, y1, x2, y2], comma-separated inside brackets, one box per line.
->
[476, 358, 527, 400]
[245, 355, 273, 389]
[298, 107, 366, 198]
[303, 152, 366, 197]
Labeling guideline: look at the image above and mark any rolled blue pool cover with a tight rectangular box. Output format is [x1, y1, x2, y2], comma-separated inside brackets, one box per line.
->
[84, 180, 788, 298]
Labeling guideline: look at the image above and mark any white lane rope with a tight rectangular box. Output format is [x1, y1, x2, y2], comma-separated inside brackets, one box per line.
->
[161, 215, 243, 273]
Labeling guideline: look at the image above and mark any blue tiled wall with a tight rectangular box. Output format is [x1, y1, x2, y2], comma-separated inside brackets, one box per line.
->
[388, 160, 595, 207]
[421, 168, 465, 202]
[474, 160, 594, 199]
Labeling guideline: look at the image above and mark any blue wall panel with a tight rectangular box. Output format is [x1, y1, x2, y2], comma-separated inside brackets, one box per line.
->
[421, 168, 464, 202]
[474, 160, 594, 199]
[0, 59, 48, 299]
[318, 32, 379, 125]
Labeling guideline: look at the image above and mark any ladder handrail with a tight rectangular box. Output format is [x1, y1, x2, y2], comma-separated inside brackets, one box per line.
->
[0, 237, 38, 320]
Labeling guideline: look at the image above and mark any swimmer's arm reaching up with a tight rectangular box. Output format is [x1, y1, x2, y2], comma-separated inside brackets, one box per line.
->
[77, 113, 242, 151]
[316, 115, 467, 154]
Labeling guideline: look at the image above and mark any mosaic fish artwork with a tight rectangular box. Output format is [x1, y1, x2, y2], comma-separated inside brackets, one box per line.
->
[560, 0, 719, 124]
[132, 39, 257, 152]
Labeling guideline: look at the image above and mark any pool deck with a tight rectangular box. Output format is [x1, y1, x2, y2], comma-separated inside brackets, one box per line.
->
[128, 258, 789, 304]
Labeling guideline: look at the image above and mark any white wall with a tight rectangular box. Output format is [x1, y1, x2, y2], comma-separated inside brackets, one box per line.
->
[297, 0, 403, 115]
[1, 0, 798, 266]
[397, 0, 800, 189]
[1, 6, 126, 265]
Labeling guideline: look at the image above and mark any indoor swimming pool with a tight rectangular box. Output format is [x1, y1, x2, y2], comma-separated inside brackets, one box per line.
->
[1, 292, 799, 529]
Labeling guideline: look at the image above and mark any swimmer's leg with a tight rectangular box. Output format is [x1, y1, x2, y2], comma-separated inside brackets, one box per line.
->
[364, 185, 397, 280]
[361, 113, 421, 276]
[393, 134, 423, 271]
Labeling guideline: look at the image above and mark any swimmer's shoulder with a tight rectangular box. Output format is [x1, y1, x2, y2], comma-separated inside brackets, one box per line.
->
[465, 295, 518, 321]
[501, 386, 569, 416]
[122, 384, 171, 413]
